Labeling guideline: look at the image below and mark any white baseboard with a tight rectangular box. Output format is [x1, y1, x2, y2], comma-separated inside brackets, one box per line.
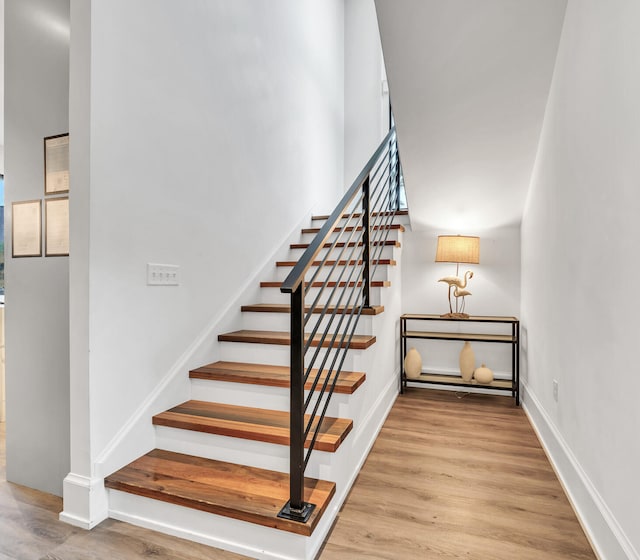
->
[522, 383, 639, 560]
[109, 491, 309, 560]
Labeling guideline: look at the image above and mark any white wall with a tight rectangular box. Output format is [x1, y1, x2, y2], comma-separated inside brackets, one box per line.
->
[344, 0, 388, 187]
[402, 225, 520, 378]
[521, 1, 640, 558]
[4, 0, 70, 495]
[0, 0, 4, 174]
[0, 308, 4, 423]
[0, 0, 4, 425]
[64, 0, 345, 526]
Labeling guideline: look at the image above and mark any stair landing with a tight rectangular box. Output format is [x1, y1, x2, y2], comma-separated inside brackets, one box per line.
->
[105, 449, 335, 537]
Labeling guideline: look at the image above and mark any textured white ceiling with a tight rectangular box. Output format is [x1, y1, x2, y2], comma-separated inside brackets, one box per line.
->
[375, 0, 567, 231]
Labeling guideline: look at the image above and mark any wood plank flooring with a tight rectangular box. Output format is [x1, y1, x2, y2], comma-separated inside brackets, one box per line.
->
[0, 423, 245, 560]
[319, 390, 596, 560]
[0, 390, 596, 559]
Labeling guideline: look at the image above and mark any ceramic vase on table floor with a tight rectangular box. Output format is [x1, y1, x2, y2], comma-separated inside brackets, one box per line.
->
[404, 347, 422, 379]
[459, 341, 475, 381]
[474, 364, 494, 384]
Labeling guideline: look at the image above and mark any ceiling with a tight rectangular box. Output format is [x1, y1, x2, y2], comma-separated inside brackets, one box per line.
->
[375, 0, 568, 231]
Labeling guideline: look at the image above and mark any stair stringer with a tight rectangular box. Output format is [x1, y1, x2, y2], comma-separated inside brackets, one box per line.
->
[105, 231, 404, 560]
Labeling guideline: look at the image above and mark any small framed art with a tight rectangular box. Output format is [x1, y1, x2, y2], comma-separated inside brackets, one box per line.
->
[44, 133, 70, 195]
[45, 197, 70, 256]
[12, 200, 42, 257]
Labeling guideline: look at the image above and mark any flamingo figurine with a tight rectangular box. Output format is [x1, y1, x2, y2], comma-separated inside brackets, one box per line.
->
[453, 286, 472, 315]
[438, 271, 474, 316]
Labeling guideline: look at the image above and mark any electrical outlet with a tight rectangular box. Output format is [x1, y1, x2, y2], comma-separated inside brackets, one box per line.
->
[553, 379, 558, 402]
[147, 263, 180, 286]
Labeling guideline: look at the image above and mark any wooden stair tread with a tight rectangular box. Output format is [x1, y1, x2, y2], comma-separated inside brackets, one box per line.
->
[190, 361, 366, 394]
[301, 224, 405, 234]
[290, 240, 400, 249]
[105, 449, 335, 536]
[153, 401, 353, 453]
[260, 280, 390, 289]
[275, 258, 396, 267]
[240, 303, 384, 316]
[218, 329, 376, 350]
[312, 209, 408, 220]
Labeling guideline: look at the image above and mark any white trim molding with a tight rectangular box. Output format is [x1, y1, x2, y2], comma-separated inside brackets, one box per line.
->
[60, 473, 109, 529]
[522, 383, 639, 560]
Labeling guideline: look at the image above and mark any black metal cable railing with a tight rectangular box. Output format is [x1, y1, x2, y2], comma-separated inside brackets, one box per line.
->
[277, 127, 402, 523]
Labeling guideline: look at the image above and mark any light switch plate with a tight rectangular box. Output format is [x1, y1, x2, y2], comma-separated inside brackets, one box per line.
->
[147, 263, 180, 286]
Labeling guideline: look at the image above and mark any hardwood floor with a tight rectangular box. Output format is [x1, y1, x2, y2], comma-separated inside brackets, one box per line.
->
[0, 390, 596, 559]
[319, 390, 596, 560]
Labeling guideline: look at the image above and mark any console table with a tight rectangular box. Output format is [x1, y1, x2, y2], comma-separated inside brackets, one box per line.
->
[400, 314, 520, 405]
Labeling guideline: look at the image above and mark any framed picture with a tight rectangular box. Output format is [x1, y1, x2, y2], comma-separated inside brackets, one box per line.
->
[12, 200, 42, 257]
[45, 197, 70, 257]
[44, 133, 70, 195]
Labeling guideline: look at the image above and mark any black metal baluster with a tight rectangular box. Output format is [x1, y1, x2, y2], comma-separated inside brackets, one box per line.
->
[362, 176, 371, 309]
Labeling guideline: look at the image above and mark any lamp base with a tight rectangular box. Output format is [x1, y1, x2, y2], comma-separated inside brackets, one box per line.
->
[440, 312, 470, 319]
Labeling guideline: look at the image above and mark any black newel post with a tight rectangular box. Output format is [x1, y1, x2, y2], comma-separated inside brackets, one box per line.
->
[278, 282, 315, 522]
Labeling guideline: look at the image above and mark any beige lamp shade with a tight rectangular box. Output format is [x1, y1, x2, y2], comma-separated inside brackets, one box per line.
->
[435, 235, 480, 264]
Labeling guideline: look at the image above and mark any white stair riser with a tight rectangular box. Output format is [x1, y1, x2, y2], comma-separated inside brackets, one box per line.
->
[241, 311, 374, 334]
[299, 229, 400, 244]
[190, 378, 358, 417]
[259, 285, 384, 305]
[272, 264, 391, 283]
[218, 341, 370, 371]
[155, 425, 342, 480]
[108, 490, 321, 560]
[287, 244, 399, 263]
[312, 215, 408, 227]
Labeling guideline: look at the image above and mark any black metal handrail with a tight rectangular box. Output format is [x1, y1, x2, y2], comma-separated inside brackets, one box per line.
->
[278, 127, 403, 523]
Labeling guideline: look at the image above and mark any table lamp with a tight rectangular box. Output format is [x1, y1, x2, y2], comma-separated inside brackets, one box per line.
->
[435, 235, 480, 318]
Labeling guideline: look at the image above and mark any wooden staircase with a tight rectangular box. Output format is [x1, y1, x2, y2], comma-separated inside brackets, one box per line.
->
[104, 211, 405, 554]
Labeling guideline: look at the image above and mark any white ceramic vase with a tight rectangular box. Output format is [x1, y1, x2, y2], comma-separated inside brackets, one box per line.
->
[459, 341, 475, 382]
[404, 347, 422, 379]
[474, 364, 494, 384]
